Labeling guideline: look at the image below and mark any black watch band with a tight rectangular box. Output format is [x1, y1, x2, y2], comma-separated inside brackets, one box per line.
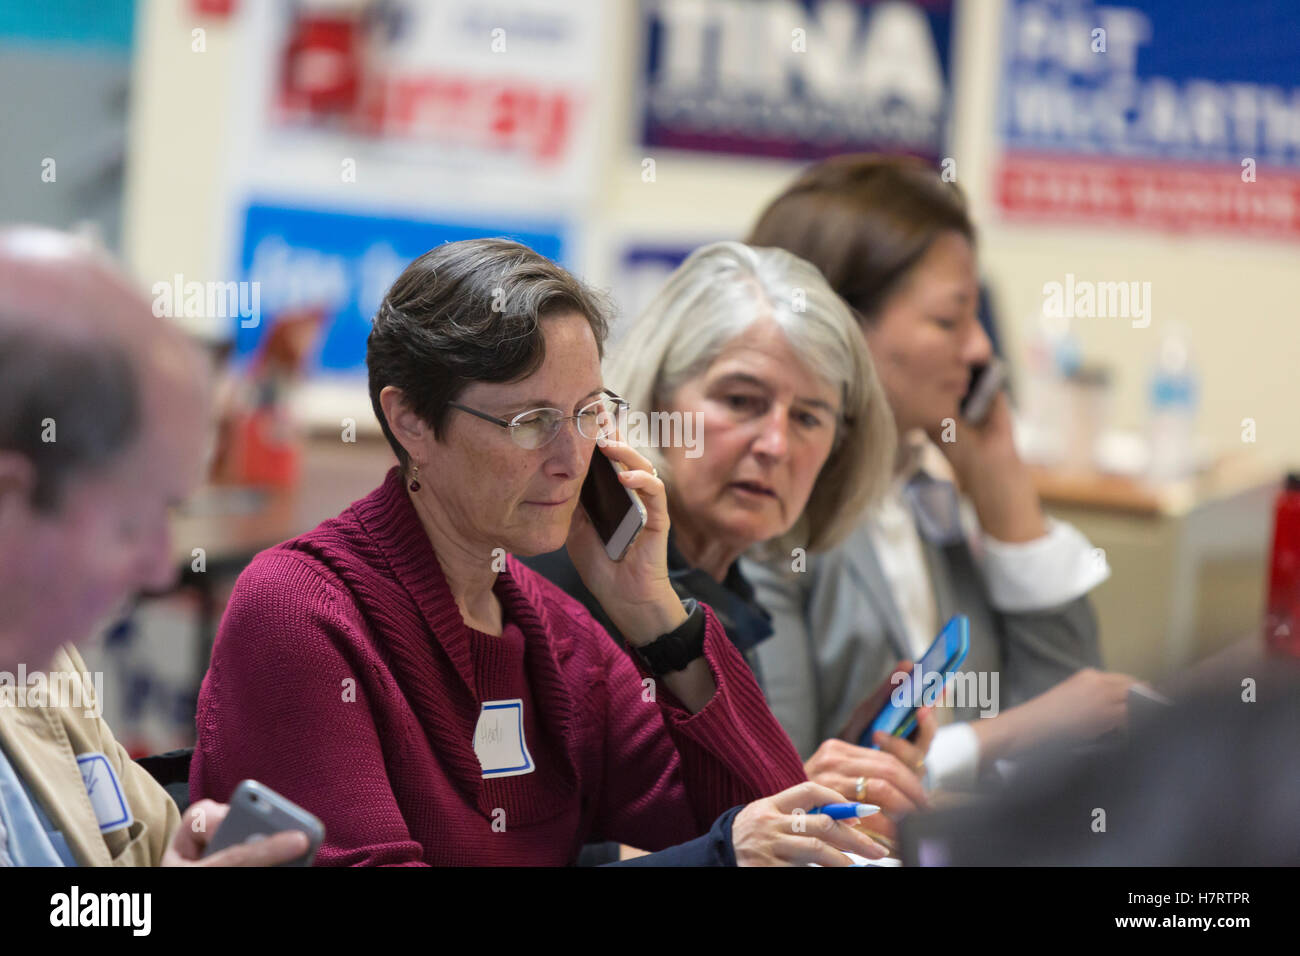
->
[630, 599, 707, 676]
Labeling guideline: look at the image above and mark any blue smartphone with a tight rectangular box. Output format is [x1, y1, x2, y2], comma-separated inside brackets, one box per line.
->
[860, 615, 970, 748]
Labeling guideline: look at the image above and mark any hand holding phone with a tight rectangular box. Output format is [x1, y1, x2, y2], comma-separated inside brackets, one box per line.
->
[860, 616, 970, 748]
[566, 439, 690, 650]
[579, 443, 647, 561]
[838, 659, 915, 746]
[200, 780, 324, 866]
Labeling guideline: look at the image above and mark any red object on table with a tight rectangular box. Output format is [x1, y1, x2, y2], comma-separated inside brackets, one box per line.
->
[229, 406, 300, 489]
[1263, 473, 1300, 657]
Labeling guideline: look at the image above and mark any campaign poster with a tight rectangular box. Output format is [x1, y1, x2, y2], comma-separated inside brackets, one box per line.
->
[996, 0, 1300, 238]
[640, 0, 954, 162]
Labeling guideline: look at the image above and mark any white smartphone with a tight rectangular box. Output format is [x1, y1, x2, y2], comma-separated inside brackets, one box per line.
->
[581, 448, 647, 561]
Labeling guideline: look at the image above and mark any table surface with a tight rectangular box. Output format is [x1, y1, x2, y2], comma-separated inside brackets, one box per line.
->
[170, 439, 397, 568]
[1030, 453, 1281, 517]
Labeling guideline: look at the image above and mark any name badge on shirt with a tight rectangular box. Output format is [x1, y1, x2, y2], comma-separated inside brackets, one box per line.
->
[473, 699, 534, 779]
[77, 752, 133, 834]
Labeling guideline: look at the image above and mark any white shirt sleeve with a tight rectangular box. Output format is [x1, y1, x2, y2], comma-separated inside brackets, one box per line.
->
[970, 517, 1110, 613]
[922, 722, 981, 793]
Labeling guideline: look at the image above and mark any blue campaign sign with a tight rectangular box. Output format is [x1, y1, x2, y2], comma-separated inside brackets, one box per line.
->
[999, 0, 1300, 168]
[641, 0, 953, 162]
[234, 202, 567, 373]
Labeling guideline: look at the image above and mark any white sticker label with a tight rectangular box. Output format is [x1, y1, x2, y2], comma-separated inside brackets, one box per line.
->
[77, 752, 133, 834]
[473, 699, 534, 779]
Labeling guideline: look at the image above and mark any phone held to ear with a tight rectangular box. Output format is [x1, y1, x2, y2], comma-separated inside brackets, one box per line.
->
[201, 779, 325, 866]
[860, 616, 971, 748]
[960, 358, 1006, 425]
[580, 447, 648, 561]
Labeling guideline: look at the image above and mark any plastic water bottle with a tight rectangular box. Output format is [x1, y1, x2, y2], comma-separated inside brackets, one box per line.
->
[1146, 326, 1199, 482]
[1021, 314, 1081, 465]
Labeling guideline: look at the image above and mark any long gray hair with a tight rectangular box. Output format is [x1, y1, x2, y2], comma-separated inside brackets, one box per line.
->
[606, 241, 894, 553]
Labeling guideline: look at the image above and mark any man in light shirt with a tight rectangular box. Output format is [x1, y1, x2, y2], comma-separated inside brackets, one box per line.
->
[0, 227, 307, 866]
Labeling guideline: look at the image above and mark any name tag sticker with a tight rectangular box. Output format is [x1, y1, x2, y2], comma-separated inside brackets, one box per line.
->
[77, 752, 133, 834]
[473, 699, 534, 779]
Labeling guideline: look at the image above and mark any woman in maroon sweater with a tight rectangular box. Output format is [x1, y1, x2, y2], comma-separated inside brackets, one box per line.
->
[190, 239, 884, 866]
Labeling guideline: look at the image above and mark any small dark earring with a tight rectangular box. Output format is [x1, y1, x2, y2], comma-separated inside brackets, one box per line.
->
[408, 464, 421, 492]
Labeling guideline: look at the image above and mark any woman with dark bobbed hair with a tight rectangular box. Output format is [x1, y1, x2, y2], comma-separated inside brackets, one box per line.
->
[191, 238, 886, 866]
[745, 155, 1137, 792]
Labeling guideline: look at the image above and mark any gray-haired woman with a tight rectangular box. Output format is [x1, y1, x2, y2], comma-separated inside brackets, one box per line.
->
[525, 241, 936, 852]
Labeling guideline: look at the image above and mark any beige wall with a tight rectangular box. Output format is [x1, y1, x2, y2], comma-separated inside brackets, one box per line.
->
[122, 0, 239, 339]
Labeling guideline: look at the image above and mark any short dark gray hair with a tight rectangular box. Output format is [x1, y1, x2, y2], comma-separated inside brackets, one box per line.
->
[367, 238, 612, 472]
[0, 322, 141, 512]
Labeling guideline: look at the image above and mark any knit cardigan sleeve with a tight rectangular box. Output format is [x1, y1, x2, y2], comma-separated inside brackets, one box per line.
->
[586, 602, 807, 846]
[189, 550, 429, 866]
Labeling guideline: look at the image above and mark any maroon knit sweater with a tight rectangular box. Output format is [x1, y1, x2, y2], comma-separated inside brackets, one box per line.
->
[190, 467, 806, 865]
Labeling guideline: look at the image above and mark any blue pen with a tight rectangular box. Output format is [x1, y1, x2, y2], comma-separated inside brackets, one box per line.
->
[808, 802, 880, 819]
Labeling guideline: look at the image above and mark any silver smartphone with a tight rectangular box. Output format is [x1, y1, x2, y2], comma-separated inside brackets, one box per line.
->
[960, 359, 1007, 425]
[580, 448, 647, 561]
[201, 779, 324, 866]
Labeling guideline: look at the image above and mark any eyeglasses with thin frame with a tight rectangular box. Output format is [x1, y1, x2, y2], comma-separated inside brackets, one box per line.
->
[447, 388, 629, 450]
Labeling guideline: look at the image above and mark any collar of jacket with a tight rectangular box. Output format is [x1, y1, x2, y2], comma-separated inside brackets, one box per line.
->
[887, 430, 964, 547]
[0, 701, 106, 865]
[0, 646, 153, 866]
[664, 532, 774, 655]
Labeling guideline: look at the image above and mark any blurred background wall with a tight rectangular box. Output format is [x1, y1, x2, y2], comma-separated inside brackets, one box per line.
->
[5, 0, 1297, 751]
[116, 0, 1300, 468]
[0, 0, 135, 246]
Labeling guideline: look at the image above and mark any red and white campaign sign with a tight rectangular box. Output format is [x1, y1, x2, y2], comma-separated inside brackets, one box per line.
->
[997, 154, 1300, 237]
[266, 0, 604, 189]
[996, 0, 1300, 240]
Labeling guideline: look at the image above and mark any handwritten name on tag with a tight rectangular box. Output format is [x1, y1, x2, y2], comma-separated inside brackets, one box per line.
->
[77, 752, 133, 834]
[473, 699, 534, 779]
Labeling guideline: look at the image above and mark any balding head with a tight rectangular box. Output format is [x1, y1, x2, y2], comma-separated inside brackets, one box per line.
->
[0, 226, 212, 670]
[0, 227, 156, 333]
[0, 226, 208, 506]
